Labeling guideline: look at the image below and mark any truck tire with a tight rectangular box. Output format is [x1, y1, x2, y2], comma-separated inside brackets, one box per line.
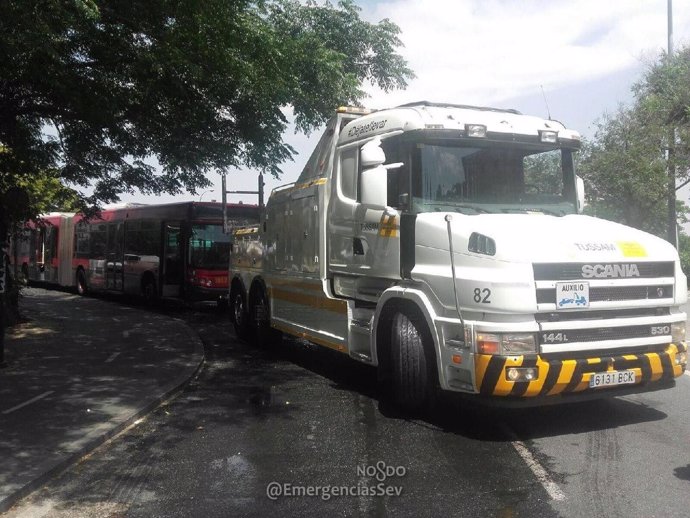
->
[231, 288, 252, 342]
[251, 286, 281, 348]
[389, 310, 434, 414]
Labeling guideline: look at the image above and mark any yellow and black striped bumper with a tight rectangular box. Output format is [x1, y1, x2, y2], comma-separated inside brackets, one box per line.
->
[474, 343, 687, 398]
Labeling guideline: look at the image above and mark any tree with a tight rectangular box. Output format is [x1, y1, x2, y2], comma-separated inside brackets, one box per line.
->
[0, 0, 413, 219]
[578, 103, 673, 235]
[578, 46, 690, 238]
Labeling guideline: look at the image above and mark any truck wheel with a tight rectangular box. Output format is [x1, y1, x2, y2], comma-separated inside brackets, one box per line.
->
[252, 286, 281, 348]
[389, 310, 434, 414]
[231, 288, 252, 342]
[76, 268, 88, 296]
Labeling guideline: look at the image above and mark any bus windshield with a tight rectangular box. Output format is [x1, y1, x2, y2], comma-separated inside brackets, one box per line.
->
[190, 224, 231, 270]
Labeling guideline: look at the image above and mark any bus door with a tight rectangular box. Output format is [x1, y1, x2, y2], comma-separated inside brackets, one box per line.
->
[106, 222, 124, 290]
[162, 222, 183, 297]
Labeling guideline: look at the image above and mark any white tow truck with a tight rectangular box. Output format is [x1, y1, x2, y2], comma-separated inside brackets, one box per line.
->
[229, 101, 688, 411]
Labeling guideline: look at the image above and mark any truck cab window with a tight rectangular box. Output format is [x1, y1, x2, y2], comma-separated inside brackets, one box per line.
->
[340, 148, 358, 200]
[380, 136, 410, 209]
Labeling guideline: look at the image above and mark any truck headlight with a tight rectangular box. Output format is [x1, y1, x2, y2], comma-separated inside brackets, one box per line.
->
[476, 332, 537, 355]
[672, 322, 686, 344]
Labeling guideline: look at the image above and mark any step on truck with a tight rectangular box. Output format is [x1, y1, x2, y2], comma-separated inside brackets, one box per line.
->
[229, 101, 688, 411]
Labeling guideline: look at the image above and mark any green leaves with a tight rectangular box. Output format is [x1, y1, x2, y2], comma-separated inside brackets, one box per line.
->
[0, 0, 413, 219]
[578, 45, 690, 240]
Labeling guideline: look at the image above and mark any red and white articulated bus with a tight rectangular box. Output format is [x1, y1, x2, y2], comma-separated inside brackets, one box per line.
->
[14, 202, 259, 305]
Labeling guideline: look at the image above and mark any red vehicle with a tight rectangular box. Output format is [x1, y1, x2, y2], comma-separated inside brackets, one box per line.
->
[15, 202, 259, 304]
[13, 212, 74, 286]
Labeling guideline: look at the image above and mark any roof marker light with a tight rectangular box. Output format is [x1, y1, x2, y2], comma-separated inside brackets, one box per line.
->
[539, 130, 558, 143]
[336, 106, 372, 115]
[465, 124, 487, 138]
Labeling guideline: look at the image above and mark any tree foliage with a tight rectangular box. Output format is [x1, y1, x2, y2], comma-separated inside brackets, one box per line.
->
[0, 0, 413, 219]
[577, 46, 690, 238]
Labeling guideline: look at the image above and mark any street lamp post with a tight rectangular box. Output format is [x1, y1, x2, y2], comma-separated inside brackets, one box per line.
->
[199, 189, 215, 202]
[667, 0, 677, 247]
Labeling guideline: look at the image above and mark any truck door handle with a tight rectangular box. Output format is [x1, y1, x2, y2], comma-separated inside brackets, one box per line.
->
[353, 238, 364, 256]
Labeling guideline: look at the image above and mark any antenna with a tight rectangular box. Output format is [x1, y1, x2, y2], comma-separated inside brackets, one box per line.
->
[540, 85, 552, 120]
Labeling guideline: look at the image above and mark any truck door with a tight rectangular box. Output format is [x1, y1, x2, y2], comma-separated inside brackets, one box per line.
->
[328, 140, 402, 284]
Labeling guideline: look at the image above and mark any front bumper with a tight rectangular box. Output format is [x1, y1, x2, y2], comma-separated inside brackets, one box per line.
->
[186, 285, 228, 302]
[473, 342, 687, 399]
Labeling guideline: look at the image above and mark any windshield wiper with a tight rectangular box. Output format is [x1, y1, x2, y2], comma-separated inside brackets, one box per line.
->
[423, 202, 490, 214]
[500, 207, 563, 216]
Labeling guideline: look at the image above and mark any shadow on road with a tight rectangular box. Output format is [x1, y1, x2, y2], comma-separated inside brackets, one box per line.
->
[179, 304, 670, 444]
[32, 287, 672, 446]
[673, 464, 690, 481]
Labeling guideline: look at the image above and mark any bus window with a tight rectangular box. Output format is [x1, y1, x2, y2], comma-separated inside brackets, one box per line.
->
[125, 220, 159, 257]
[90, 223, 107, 259]
[44, 226, 58, 263]
[75, 223, 90, 259]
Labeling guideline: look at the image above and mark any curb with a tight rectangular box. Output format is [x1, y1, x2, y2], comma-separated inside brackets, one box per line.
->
[0, 324, 205, 514]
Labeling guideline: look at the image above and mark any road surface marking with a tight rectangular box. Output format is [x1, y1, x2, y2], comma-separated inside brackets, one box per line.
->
[684, 370, 689, 377]
[501, 424, 566, 501]
[2, 391, 55, 415]
[105, 352, 121, 363]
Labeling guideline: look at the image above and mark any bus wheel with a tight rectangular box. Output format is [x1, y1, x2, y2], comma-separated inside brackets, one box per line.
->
[389, 310, 434, 414]
[142, 276, 158, 306]
[252, 286, 281, 348]
[76, 268, 88, 296]
[231, 288, 251, 342]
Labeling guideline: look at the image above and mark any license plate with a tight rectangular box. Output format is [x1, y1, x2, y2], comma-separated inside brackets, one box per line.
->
[589, 370, 636, 388]
[556, 282, 589, 309]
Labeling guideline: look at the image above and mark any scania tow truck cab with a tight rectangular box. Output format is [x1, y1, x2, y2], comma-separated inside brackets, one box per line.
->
[230, 102, 688, 411]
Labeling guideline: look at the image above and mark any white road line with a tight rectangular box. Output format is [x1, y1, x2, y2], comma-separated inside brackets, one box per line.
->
[509, 440, 566, 501]
[684, 370, 689, 377]
[2, 391, 55, 415]
[500, 423, 566, 501]
[105, 352, 120, 363]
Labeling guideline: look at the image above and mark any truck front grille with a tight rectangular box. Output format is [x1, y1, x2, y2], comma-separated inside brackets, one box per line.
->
[539, 324, 664, 345]
[533, 262, 674, 281]
[535, 307, 670, 322]
[532, 262, 675, 306]
[536, 285, 673, 304]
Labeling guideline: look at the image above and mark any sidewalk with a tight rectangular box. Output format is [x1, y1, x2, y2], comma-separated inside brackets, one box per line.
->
[0, 288, 204, 513]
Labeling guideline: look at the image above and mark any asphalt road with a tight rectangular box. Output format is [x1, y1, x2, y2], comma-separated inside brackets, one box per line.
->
[3, 301, 690, 518]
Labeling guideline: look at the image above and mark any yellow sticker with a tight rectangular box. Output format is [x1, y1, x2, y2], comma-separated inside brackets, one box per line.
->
[617, 241, 647, 258]
[378, 215, 399, 238]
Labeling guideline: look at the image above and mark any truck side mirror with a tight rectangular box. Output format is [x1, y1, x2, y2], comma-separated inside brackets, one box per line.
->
[359, 138, 405, 209]
[576, 176, 585, 214]
[361, 165, 388, 207]
[360, 138, 385, 168]
[360, 139, 387, 207]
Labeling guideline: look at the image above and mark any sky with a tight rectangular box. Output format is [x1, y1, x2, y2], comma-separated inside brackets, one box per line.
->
[118, 0, 690, 206]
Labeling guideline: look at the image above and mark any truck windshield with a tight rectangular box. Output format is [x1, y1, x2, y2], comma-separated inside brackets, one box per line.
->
[190, 224, 231, 270]
[408, 143, 577, 216]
